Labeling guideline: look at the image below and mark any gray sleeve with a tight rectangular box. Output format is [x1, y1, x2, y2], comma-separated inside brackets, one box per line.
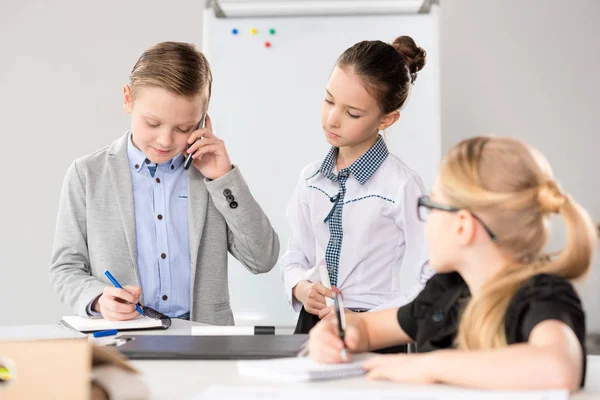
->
[49, 160, 107, 316]
[204, 166, 280, 274]
[86, 298, 102, 317]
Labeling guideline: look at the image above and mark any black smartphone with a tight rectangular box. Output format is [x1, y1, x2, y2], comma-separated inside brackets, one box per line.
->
[183, 112, 207, 170]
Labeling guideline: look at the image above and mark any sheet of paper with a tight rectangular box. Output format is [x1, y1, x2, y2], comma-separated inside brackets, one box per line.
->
[193, 385, 568, 400]
[237, 353, 373, 382]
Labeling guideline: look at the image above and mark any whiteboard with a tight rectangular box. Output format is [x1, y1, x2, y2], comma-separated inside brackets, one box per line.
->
[202, 7, 440, 326]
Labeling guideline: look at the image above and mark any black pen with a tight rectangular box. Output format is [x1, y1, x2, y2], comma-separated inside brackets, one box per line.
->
[183, 113, 207, 170]
[334, 292, 348, 362]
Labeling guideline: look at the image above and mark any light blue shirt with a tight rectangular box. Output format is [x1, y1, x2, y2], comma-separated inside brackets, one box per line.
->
[123, 133, 191, 317]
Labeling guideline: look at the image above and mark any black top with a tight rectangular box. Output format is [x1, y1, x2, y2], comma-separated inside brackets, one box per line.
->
[397, 272, 587, 387]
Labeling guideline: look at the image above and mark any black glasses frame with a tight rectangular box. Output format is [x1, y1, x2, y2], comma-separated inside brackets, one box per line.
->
[417, 195, 498, 242]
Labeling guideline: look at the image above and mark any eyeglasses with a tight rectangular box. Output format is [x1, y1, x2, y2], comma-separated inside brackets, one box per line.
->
[417, 195, 498, 242]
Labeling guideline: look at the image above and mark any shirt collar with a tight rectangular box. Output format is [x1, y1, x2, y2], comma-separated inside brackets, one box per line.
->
[319, 135, 389, 185]
[126, 132, 185, 174]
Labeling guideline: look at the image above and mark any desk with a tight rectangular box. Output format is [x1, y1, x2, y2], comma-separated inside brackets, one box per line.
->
[122, 322, 600, 399]
[131, 357, 600, 399]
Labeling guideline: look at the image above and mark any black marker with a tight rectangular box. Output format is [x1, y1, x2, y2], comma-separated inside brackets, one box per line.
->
[183, 113, 207, 170]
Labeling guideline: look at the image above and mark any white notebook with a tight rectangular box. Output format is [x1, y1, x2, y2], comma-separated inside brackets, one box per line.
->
[237, 353, 374, 382]
[61, 315, 165, 333]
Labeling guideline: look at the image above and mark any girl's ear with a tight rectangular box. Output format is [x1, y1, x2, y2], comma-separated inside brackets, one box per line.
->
[123, 85, 133, 114]
[455, 210, 477, 246]
[378, 110, 400, 131]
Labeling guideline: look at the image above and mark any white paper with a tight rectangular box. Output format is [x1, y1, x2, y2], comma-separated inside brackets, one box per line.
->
[62, 315, 162, 332]
[193, 385, 568, 400]
[0, 323, 87, 342]
[318, 261, 334, 307]
[237, 353, 373, 382]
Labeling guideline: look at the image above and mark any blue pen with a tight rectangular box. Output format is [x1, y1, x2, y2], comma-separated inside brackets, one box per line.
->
[104, 270, 145, 316]
[93, 329, 118, 338]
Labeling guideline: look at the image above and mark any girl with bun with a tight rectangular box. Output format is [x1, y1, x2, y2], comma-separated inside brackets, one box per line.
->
[281, 36, 434, 335]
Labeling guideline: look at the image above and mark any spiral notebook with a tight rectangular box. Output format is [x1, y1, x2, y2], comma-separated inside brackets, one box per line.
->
[61, 306, 171, 333]
[237, 353, 374, 382]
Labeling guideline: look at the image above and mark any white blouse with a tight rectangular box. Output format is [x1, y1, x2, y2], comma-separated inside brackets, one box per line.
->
[280, 135, 434, 312]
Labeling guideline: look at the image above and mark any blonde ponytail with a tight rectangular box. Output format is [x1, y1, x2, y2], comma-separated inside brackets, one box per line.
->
[441, 137, 597, 350]
[537, 186, 596, 280]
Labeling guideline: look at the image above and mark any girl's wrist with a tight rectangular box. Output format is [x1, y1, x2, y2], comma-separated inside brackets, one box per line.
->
[421, 349, 447, 383]
[293, 280, 310, 304]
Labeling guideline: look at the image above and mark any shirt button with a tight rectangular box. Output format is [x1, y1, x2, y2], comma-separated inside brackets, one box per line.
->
[226, 195, 235, 203]
[162, 295, 168, 301]
[145, 159, 151, 164]
[223, 189, 232, 197]
[156, 178, 161, 183]
[134, 164, 140, 169]
[171, 165, 174, 170]
[161, 253, 167, 259]
[432, 310, 445, 323]
[157, 214, 163, 220]
[229, 201, 238, 209]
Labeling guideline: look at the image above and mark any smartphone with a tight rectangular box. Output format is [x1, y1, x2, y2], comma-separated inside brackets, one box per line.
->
[183, 112, 207, 170]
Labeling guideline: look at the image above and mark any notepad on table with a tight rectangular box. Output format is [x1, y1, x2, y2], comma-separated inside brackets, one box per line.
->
[237, 353, 374, 382]
[61, 315, 167, 333]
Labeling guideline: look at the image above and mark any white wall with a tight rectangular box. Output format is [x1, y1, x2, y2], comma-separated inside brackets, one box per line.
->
[1, 0, 599, 329]
[439, 0, 600, 330]
[0, 0, 207, 325]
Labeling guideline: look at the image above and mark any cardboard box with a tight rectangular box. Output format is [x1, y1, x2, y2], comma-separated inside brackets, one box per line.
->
[0, 338, 91, 399]
[0, 337, 141, 400]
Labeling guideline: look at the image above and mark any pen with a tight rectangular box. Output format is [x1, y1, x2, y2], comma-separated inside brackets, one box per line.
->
[183, 113, 207, 170]
[104, 270, 145, 316]
[93, 329, 118, 338]
[334, 292, 348, 362]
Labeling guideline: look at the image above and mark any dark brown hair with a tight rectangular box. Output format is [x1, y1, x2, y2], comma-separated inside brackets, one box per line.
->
[336, 36, 426, 114]
[129, 41, 212, 101]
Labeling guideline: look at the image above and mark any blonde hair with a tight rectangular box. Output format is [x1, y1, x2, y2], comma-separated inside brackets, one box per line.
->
[129, 41, 212, 101]
[439, 136, 597, 350]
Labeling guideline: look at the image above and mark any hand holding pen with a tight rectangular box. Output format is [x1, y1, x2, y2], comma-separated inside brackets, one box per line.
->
[90, 270, 144, 321]
[306, 293, 365, 364]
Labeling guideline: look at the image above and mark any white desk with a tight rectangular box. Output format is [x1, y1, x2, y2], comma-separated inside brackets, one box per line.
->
[122, 322, 600, 399]
[131, 357, 600, 399]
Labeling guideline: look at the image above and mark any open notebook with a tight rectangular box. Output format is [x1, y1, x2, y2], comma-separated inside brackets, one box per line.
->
[61, 313, 170, 333]
[237, 353, 374, 382]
